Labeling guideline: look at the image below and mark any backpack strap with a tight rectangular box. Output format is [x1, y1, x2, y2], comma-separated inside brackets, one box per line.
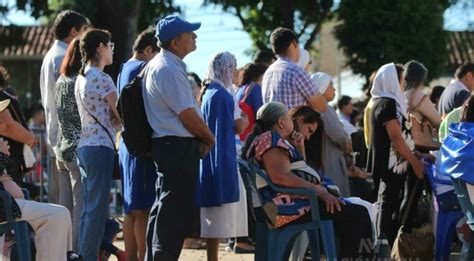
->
[137, 61, 148, 78]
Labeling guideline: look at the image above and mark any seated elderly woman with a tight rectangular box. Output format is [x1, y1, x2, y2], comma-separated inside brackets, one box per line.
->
[242, 102, 373, 259]
[0, 119, 73, 260]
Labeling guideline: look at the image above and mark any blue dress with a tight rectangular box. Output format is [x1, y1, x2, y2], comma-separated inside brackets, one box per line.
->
[117, 59, 157, 214]
[196, 82, 240, 207]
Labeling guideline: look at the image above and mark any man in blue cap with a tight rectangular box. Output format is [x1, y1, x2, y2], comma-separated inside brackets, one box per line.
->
[142, 15, 215, 260]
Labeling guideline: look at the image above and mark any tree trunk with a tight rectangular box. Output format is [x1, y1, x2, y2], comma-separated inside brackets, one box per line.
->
[277, 0, 295, 30]
[94, 0, 141, 82]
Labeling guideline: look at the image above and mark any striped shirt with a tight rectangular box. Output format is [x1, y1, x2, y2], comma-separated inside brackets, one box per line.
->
[262, 56, 319, 109]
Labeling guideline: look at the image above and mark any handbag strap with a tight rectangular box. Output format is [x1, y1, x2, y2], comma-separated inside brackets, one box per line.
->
[241, 83, 255, 103]
[78, 95, 117, 153]
[401, 179, 420, 225]
[407, 91, 427, 115]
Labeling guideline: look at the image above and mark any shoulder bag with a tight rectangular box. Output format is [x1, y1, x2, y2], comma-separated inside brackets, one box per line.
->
[408, 93, 441, 150]
[79, 97, 121, 180]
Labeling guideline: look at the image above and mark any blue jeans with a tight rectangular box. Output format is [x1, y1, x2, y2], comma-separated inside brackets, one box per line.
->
[77, 146, 114, 261]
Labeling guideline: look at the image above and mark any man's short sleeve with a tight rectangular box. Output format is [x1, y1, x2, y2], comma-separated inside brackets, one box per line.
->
[293, 69, 320, 99]
[155, 69, 195, 115]
[454, 89, 470, 108]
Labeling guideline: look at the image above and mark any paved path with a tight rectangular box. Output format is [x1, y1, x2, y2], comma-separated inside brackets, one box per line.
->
[110, 240, 254, 261]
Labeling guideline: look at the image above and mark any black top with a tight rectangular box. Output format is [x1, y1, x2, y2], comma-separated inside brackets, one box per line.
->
[0, 91, 28, 161]
[370, 97, 414, 178]
[56, 75, 81, 162]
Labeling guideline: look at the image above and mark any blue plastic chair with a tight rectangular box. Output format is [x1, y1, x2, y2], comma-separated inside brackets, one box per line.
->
[0, 190, 32, 261]
[424, 161, 464, 261]
[238, 159, 336, 261]
[451, 177, 474, 260]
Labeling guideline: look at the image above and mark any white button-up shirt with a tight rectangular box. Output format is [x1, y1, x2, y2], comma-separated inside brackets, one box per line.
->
[40, 40, 68, 156]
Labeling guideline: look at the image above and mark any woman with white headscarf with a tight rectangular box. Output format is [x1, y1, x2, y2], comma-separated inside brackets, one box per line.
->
[369, 63, 424, 247]
[310, 72, 352, 197]
[198, 51, 249, 260]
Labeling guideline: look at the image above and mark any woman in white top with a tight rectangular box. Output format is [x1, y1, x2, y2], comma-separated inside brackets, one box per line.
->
[75, 29, 121, 261]
[403, 60, 441, 129]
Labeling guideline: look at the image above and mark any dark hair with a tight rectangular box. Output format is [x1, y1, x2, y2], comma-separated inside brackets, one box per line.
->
[28, 103, 44, 119]
[455, 63, 474, 79]
[253, 49, 276, 65]
[241, 63, 267, 86]
[188, 72, 202, 87]
[133, 28, 160, 53]
[79, 29, 111, 75]
[53, 10, 89, 40]
[0, 65, 9, 89]
[337, 95, 352, 110]
[350, 108, 361, 126]
[270, 27, 298, 55]
[395, 63, 404, 82]
[403, 60, 428, 91]
[289, 106, 324, 170]
[461, 95, 474, 123]
[60, 37, 82, 77]
[429, 85, 445, 104]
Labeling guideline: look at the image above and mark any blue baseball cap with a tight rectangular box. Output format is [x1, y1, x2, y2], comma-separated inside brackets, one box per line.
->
[155, 15, 201, 43]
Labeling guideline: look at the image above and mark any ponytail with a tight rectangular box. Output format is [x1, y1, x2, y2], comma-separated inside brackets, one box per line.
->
[199, 79, 211, 104]
[79, 52, 88, 76]
[78, 28, 111, 76]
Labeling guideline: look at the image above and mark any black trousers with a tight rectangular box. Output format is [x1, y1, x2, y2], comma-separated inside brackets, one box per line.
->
[376, 169, 423, 247]
[292, 201, 373, 259]
[320, 202, 373, 259]
[146, 137, 200, 261]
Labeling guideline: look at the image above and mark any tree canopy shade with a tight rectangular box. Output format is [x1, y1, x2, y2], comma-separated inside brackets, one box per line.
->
[335, 0, 449, 88]
[1, 0, 179, 79]
[204, 0, 334, 52]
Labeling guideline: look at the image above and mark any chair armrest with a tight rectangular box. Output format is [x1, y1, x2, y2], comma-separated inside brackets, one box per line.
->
[247, 161, 321, 223]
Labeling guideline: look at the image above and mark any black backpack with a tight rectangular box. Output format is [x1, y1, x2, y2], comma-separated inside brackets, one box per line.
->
[116, 62, 152, 158]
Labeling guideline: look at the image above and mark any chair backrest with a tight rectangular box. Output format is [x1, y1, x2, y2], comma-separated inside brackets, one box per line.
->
[452, 178, 474, 230]
[237, 159, 262, 208]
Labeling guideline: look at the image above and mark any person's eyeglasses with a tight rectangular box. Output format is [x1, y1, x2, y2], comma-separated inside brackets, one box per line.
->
[108, 42, 114, 51]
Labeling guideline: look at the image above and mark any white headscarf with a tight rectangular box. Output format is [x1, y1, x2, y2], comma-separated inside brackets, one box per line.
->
[297, 49, 310, 69]
[204, 51, 237, 90]
[204, 51, 242, 119]
[370, 63, 407, 121]
[311, 72, 332, 94]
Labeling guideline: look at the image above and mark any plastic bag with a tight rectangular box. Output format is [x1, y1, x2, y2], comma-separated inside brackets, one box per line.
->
[439, 122, 474, 183]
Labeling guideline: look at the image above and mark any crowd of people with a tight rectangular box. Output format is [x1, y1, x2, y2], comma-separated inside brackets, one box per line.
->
[0, 8, 474, 261]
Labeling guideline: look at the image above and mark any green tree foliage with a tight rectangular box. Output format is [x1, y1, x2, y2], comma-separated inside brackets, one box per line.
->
[335, 0, 450, 87]
[0, 0, 50, 19]
[204, 0, 333, 52]
[2, 0, 179, 79]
